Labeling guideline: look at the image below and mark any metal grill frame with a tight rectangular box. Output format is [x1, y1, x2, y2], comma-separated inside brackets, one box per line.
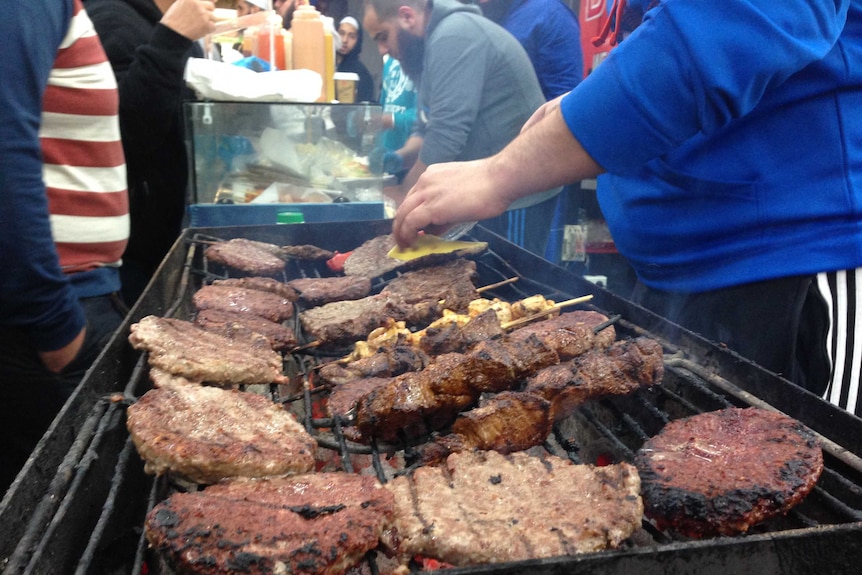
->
[2, 219, 862, 575]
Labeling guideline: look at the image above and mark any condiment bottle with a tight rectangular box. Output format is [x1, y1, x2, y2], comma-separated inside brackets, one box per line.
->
[292, 4, 327, 102]
[323, 17, 335, 102]
[255, 23, 287, 70]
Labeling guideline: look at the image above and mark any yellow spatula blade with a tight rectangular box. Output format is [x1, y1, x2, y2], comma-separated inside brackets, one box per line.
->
[387, 234, 488, 261]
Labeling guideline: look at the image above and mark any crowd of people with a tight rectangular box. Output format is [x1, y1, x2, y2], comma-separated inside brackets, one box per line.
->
[3, 0, 861, 498]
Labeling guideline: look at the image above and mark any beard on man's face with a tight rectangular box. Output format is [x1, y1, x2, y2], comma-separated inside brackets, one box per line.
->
[396, 27, 425, 81]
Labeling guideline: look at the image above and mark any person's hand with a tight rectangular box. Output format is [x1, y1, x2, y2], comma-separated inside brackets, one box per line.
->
[346, 110, 394, 138]
[161, 0, 216, 42]
[369, 147, 403, 174]
[392, 159, 510, 248]
[39, 327, 86, 374]
[521, 93, 566, 134]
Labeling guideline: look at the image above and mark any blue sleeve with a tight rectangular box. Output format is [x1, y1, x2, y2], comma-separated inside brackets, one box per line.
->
[560, 0, 850, 172]
[0, 0, 86, 351]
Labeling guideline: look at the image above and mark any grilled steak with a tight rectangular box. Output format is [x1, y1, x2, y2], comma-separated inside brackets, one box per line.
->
[129, 316, 287, 386]
[211, 276, 298, 301]
[281, 244, 335, 260]
[298, 293, 439, 346]
[145, 473, 395, 575]
[385, 450, 643, 566]
[127, 385, 316, 484]
[193, 284, 294, 323]
[287, 275, 372, 306]
[204, 238, 287, 276]
[194, 308, 297, 352]
[635, 406, 824, 538]
[380, 258, 479, 313]
[342, 234, 486, 278]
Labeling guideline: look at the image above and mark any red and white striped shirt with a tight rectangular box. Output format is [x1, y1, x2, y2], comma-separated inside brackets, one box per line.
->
[40, 0, 129, 275]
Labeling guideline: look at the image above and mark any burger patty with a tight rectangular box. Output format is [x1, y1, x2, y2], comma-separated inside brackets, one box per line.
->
[385, 450, 643, 566]
[194, 308, 297, 352]
[145, 473, 395, 575]
[193, 284, 295, 323]
[127, 385, 316, 484]
[635, 406, 824, 538]
[287, 275, 372, 306]
[204, 238, 287, 276]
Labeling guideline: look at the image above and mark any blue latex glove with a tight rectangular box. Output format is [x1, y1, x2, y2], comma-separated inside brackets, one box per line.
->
[369, 147, 403, 175]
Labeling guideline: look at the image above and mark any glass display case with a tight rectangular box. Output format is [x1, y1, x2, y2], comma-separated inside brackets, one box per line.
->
[184, 100, 392, 225]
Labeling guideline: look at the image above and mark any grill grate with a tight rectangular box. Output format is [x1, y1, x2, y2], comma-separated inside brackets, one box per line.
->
[3, 222, 862, 575]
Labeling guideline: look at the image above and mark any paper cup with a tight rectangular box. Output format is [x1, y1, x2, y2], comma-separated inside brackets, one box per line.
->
[334, 72, 359, 103]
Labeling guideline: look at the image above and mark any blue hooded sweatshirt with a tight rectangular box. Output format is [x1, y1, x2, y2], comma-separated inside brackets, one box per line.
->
[562, 0, 862, 293]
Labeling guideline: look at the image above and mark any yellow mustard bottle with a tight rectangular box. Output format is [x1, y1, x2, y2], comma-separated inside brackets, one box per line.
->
[292, 5, 327, 102]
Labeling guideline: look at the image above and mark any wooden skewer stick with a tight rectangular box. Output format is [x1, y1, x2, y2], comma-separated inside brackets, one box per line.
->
[500, 294, 594, 331]
[291, 340, 322, 352]
[477, 277, 519, 293]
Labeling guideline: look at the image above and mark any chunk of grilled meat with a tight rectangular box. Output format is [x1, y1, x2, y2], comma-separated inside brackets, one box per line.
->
[355, 353, 484, 442]
[417, 337, 664, 464]
[127, 385, 316, 484]
[287, 275, 372, 306]
[204, 238, 287, 276]
[417, 308, 504, 356]
[211, 276, 298, 301]
[280, 244, 335, 260]
[524, 336, 664, 421]
[129, 316, 287, 386]
[193, 284, 295, 323]
[635, 406, 824, 538]
[510, 309, 616, 360]
[380, 258, 479, 313]
[342, 234, 487, 278]
[422, 391, 553, 460]
[145, 473, 395, 575]
[385, 450, 643, 566]
[298, 293, 440, 347]
[319, 346, 432, 387]
[194, 308, 297, 352]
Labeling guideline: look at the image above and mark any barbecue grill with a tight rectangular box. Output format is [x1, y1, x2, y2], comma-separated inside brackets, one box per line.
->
[2, 219, 862, 575]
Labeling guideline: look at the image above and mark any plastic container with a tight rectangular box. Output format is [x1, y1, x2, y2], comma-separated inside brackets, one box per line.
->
[292, 5, 327, 102]
[255, 24, 288, 70]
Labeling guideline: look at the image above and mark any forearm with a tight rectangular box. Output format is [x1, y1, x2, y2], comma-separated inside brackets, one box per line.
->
[489, 106, 603, 207]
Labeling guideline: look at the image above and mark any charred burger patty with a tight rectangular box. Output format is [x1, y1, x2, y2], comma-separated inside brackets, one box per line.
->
[635, 406, 823, 538]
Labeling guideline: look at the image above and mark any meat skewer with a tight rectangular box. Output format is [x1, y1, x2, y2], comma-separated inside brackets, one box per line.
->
[336, 311, 616, 443]
[416, 337, 665, 464]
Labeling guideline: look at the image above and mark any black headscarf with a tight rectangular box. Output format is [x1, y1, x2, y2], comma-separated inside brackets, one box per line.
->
[336, 15, 375, 103]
